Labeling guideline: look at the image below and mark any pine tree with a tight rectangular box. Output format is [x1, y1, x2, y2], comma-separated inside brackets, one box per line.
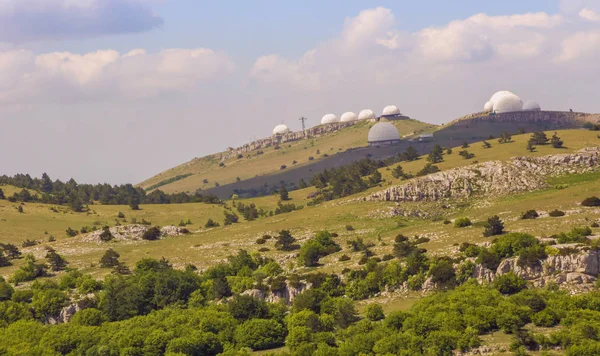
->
[279, 186, 290, 201]
[275, 230, 296, 251]
[551, 132, 563, 148]
[403, 146, 419, 161]
[40, 173, 53, 193]
[99, 226, 114, 242]
[369, 170, 382, 186]
[0, 188, 5, 200]
[427, 145, 444, 163]
[526, 139, 536, 152]
[45, 248, 68, 271]
[100, 248, 121, 268]
[298, 179, 308, 189]
[483, 215, 504, 237]
[530, 131, 549, 145]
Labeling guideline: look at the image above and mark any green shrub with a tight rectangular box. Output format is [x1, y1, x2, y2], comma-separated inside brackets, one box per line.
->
[493, 272, 527, 294]
[548, 210, 565, 217]
[142, 226, 161, 241]
[521, 210, 539, 219]
[365, 304, 385, 321]
[235, 318, 285, 350]
[339, 255, 351, 262]
[454, 217, 472, 228]
[581, 196, 600, 207]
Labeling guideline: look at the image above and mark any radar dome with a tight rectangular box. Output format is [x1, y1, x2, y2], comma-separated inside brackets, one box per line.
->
[272, 124, 290, 135]
[321, 114, 339, 125]
[358, 109, 376, 121]
[523, 100, 541, 111]
[489, 91, 515, 105]
[368, 122, 400, 144]
[382, 105, 401, 116]
[484, 101, 494, 112]
[340, 112, 358, 122]
[493, 93, 523, 113]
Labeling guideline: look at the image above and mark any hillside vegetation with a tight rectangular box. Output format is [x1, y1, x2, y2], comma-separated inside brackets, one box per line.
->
[138, 119, 435, 194]
[2, 128, 600, 354]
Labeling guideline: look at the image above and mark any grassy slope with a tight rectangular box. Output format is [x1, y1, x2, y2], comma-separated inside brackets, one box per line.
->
[2, 129, 598, 281]
[138, 119, 436, 193]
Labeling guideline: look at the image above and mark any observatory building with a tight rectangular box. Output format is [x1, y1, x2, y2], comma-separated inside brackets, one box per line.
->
[381, 105, 402, 120]
[368, 122, 401, 147]
[321, 113, 339, 125]
[272, 124, 290, 136]
[523, 100, 541, 111]
[340, 112, 358, 122]
[358, 109, 376, 121]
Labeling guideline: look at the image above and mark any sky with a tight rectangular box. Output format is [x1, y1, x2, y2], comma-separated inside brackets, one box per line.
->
[1, 0, 600, 185]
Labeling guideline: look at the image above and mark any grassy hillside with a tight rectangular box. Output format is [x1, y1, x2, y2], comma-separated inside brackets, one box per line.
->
[2, 129, 598, 280]
[138, 119, 436, 194]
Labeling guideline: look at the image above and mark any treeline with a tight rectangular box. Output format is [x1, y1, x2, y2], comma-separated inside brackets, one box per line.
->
[0, 173, 220, 209]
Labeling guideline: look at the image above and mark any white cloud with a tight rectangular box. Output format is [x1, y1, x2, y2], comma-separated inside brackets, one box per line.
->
[250, 50, 320, 91]
[341, 7, 396, 49]
[557, 30, 600, 62]
[580, 8, 600, 21]
[0, 48, 235, 103]
[0, 0, 163, 42]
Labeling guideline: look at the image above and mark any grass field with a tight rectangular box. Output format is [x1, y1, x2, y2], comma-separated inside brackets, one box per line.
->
[2, 129, 599, 288]
[138, 119, 436, 193]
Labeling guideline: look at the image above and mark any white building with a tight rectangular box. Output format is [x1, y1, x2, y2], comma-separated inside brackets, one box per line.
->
[368, 122, 401, 146]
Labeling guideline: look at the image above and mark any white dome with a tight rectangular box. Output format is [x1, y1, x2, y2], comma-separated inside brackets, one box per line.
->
[368, 122, 400, 143]
[523, 100, 541, 111]
[382, 105, 401, 116]
[493, 93, 523, 113]
[340, 111, 358, 122]
[321, 114, 339, 125]
[483, 101, 494, 112]
[358, 109, 376, 120]
[272, 124, 290, 135]
[489, 90, 515, 105]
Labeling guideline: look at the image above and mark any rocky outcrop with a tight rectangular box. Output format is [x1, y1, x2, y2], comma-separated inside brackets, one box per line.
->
[368, 148, 600, 202]
[83, 224, 187, 243]
[448, 110, 600, 129]
[241, 281, 310, 305]
[470, 249, 600, 291]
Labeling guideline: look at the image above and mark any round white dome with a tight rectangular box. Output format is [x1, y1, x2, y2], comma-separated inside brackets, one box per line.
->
[358, 109, 376, 121]
[321, 114, 339, 125]
[382, 105, 401, 116]
[493, 93, 523, 113]
[340, 111, 358, 122]
[489, 90, 515, 105]
[368, 122, 400, 143]
[272, 124, 290, 135]
[523, 100, 541, 111]
[484, 101, 494, 112]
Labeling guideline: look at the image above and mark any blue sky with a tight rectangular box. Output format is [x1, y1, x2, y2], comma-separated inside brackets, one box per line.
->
[1, 0, 599, 184]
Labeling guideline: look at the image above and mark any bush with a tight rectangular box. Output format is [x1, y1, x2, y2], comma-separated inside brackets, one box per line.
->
[66, 227, 79, 237]
[234, 318, 285, 350]
[339, 255, 351, 262]
[454, 217, 472, 228]
[521, 210, 539, 219]
[21, 239, 38, 247]
[493, 272, 527, 294]
[255, 238, 266, 245]
[205, 218, 220, 228]
[416, 163, 440, 177]
[548, 210, 565, 217]
[483, 215, 504, 237]
[258, 247, 270, 252]
[366, 304, 385, 321]
[345, 225, 354, 231]
[99, 249, 120, 268]
[142, 226, 161, 240]
[582, 196, 600, 207]
[117, 212, 125, 219]
[532, 309, 559, 327]
[99, 226, 113, 242]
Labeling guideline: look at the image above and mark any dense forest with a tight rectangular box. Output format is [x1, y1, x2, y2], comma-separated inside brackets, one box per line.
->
[0, 173, 220, 210]
[2, 226, 600, 355]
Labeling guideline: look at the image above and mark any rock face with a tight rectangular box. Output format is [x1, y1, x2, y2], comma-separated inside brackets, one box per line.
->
[241, 281, 310, 305]
[83, 224, 186, 243]
[218, 121, 359, 160]
[368, 148, 600, 202]
[471, 249, 600, 290]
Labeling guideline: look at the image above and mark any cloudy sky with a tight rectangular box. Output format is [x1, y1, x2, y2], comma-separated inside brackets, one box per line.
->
[1, 0, 600, 184]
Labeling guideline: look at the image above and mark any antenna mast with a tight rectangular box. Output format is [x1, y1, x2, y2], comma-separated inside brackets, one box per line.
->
[299, 116, 307, 138]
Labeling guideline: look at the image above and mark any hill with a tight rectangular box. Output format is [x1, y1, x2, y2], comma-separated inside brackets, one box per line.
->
[138, 119, 436, 195]
[3, 128, 600, 354]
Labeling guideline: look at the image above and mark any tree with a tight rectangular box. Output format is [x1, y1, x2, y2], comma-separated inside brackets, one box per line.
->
[483, 215, 505, 237]
[582, 196, 600, 207]
[40, 173, 53, 193]
[551, 132, 563, 148]
[530, 131, 549, 145]
[498, 131, 512, 143]
[66, 227, 79, 237]
[0, 243, 21, 260]
[228, 294, 269, 321]
[205, 218, 220, 228]
[526, 139, 536, 152]
[391, 165, 411, 180]
[142, 226, 161, 240]
[45, 248, 68, 271]
[428, 259, 456, 285]
[493, 272, 527, 294]
[69, 196, 84, 212]
[279, 186, 290, 201]
[275, 230, 297, 251]
[0, 252, 10, 267]
[369, 170, 382, 186]
[458, 150, 475, 159]
[224, 211, 239, 225]
[427, 144, 444, 163]
[366, 304, 385, 321]
[416, 163, 440, 177]
[100, 249, 121, 268]
[0, 188, 4, 199]
[461, 142, 469, 148]
[99, 226, 114, 242]
[482, 141, 491, 149]
[235, 319, 285, 350]
[402, 146, 419, 161]
[299, 178, 309, 189]
[129, 197, 140, 210]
